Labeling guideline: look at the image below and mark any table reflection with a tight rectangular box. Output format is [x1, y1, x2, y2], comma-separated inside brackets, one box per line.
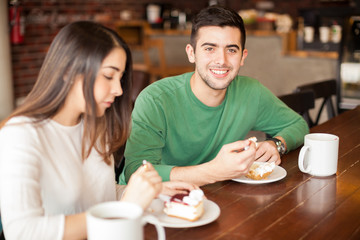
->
[296, 176, 337, 215]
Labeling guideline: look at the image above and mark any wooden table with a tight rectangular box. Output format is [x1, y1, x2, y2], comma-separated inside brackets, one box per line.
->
[145, 106, 360, 240]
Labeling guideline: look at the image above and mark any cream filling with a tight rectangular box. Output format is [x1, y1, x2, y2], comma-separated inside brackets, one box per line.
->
[252, 162, 275, 176]
[164, 201, 204, 220]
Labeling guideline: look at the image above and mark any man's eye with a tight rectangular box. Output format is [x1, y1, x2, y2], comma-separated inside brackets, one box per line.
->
[205, 47, 213, 51]
[228, 49, 237, 53]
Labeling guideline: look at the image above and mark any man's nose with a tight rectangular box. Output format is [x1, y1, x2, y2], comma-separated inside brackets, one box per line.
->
[214, 49, 226, 65]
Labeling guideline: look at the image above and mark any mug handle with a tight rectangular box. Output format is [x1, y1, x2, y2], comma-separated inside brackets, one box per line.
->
[298, 145, 310, 173]
[142, 215, 165, 240]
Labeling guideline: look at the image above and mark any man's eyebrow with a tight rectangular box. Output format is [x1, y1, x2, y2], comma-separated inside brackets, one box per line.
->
[227, 44, 240, 50]
[200, 42, 240, 50]
[200, 42, 217, 47]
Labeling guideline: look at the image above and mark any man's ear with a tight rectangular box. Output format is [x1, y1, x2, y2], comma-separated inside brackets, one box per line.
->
[240, 49, 248, 66]
[185, 44, 195, 63]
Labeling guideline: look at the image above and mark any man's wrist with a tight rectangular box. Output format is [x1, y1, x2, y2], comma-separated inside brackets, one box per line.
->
[266, 137, 286, 156]
[170, 163, 216, 186]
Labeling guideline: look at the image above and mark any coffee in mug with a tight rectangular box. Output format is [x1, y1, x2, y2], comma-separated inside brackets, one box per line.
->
[298, 133, 339, 177]
[86, 201, 165, 240]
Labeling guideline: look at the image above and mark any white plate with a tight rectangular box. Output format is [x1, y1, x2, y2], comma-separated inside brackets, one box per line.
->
[232, 165, 287, 184]
[145, 199, 220, 228]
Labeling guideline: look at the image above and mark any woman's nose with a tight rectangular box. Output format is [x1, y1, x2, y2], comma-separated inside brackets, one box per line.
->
[112, 80, 123, 97]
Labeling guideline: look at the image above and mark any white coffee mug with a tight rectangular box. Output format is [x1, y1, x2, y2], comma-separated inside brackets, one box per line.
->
[304, 26, 314, 43]
[331, 25, 342, 43]
[86, 201, 165, 240]
[298, 133, 339, 177]
[147, 4, 161, 24]
[319, 26, 330, 43]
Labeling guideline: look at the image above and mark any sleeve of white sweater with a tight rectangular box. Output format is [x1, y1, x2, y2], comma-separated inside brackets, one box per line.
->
[116, 184, 126, 200]
[0, 121, 64, 240]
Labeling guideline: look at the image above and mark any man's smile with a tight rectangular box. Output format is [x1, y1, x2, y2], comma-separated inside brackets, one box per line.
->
[210, 68, 230, 77]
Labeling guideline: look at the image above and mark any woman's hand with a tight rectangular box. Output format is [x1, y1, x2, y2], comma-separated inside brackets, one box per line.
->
[121, 162, 162, 209]
[161, 181, 199, 196]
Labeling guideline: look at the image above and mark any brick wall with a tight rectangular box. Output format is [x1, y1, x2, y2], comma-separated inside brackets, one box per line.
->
[10, 0, 349, 100]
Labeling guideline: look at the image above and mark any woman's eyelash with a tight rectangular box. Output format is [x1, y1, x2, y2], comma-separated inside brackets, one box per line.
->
[104, 75, 112, 80]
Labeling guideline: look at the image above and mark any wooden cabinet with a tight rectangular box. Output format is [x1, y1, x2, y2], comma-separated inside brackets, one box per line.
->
[114, 20, 149, 50]
[281, 30, 339, 59]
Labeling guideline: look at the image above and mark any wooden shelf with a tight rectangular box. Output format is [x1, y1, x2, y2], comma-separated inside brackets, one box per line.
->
[113, 21, 338, 60]
[246, 29, 280, 37]
[281, 30, 339, 59]
[285, 50, 338, 59]
[144, 28, 339, 59]
[145, 28, 280, 37]
[144, 28, 191, 36]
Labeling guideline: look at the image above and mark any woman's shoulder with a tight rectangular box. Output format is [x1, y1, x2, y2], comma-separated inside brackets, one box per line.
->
[4, 116, 34, 124]
[2, 116, 39, 130]
[0, 116, 40, 140]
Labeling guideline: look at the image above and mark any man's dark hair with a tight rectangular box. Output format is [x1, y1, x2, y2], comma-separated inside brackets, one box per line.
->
[190, 5, 246, 51]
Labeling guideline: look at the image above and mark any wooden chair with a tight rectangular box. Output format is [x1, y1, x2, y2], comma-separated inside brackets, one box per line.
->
[296, 79, 337, 126]
[114, 144, 125, 183]
[0, 221, 4, 240]
[143, 38, 194, 82]
[278, 90, 315, 128]
[114, 70, 151, 182]
[131, 70, 150, 105]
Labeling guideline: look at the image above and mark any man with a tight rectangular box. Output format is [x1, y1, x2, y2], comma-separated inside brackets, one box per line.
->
[120, 5, 308, 186]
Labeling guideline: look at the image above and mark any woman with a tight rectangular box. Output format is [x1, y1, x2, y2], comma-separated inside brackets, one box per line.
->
[0, 21, 196, 240]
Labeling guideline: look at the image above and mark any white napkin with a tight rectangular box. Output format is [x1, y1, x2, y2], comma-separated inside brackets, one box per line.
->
[341, 62, 360, 83]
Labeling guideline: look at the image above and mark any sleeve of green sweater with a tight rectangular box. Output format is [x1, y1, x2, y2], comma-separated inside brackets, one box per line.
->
[122, 93, 174, 183]
[253, 82, 309, 152]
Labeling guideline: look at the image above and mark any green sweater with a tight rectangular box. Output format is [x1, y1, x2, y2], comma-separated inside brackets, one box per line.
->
[120, 72, 308, 183]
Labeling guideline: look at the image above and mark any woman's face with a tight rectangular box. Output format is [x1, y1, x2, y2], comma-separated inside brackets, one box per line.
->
[93, 47, 127, 116]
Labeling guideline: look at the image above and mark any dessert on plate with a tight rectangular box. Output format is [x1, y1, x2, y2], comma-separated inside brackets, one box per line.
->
[246, 162, 276, 180]
[163, 189, 205, 221]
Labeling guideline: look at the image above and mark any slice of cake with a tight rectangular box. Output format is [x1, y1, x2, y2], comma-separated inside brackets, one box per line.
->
[246, 162, 276, 180]
[163, 189, 204, 221]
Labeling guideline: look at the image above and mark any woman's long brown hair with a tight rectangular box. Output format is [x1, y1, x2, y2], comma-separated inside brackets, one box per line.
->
[0, 21, 132, 165]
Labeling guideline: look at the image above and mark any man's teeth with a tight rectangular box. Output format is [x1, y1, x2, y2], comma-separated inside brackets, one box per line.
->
[211, 69, 227, 74]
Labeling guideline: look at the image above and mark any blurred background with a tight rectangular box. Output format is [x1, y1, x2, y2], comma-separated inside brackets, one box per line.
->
[1, 0, 360, 124]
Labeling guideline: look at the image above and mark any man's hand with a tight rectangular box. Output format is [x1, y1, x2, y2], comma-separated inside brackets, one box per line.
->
[170, 140, 257, 186]
[255, 137, 287, 165]
[161, 181, 199, 196]
[207, 139, 257, 181]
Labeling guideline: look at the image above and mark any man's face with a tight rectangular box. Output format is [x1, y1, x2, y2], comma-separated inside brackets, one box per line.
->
[186, 26, 247, 90]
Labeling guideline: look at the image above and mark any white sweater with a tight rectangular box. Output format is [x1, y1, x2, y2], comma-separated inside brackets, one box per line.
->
[0, 117, 124, 240]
